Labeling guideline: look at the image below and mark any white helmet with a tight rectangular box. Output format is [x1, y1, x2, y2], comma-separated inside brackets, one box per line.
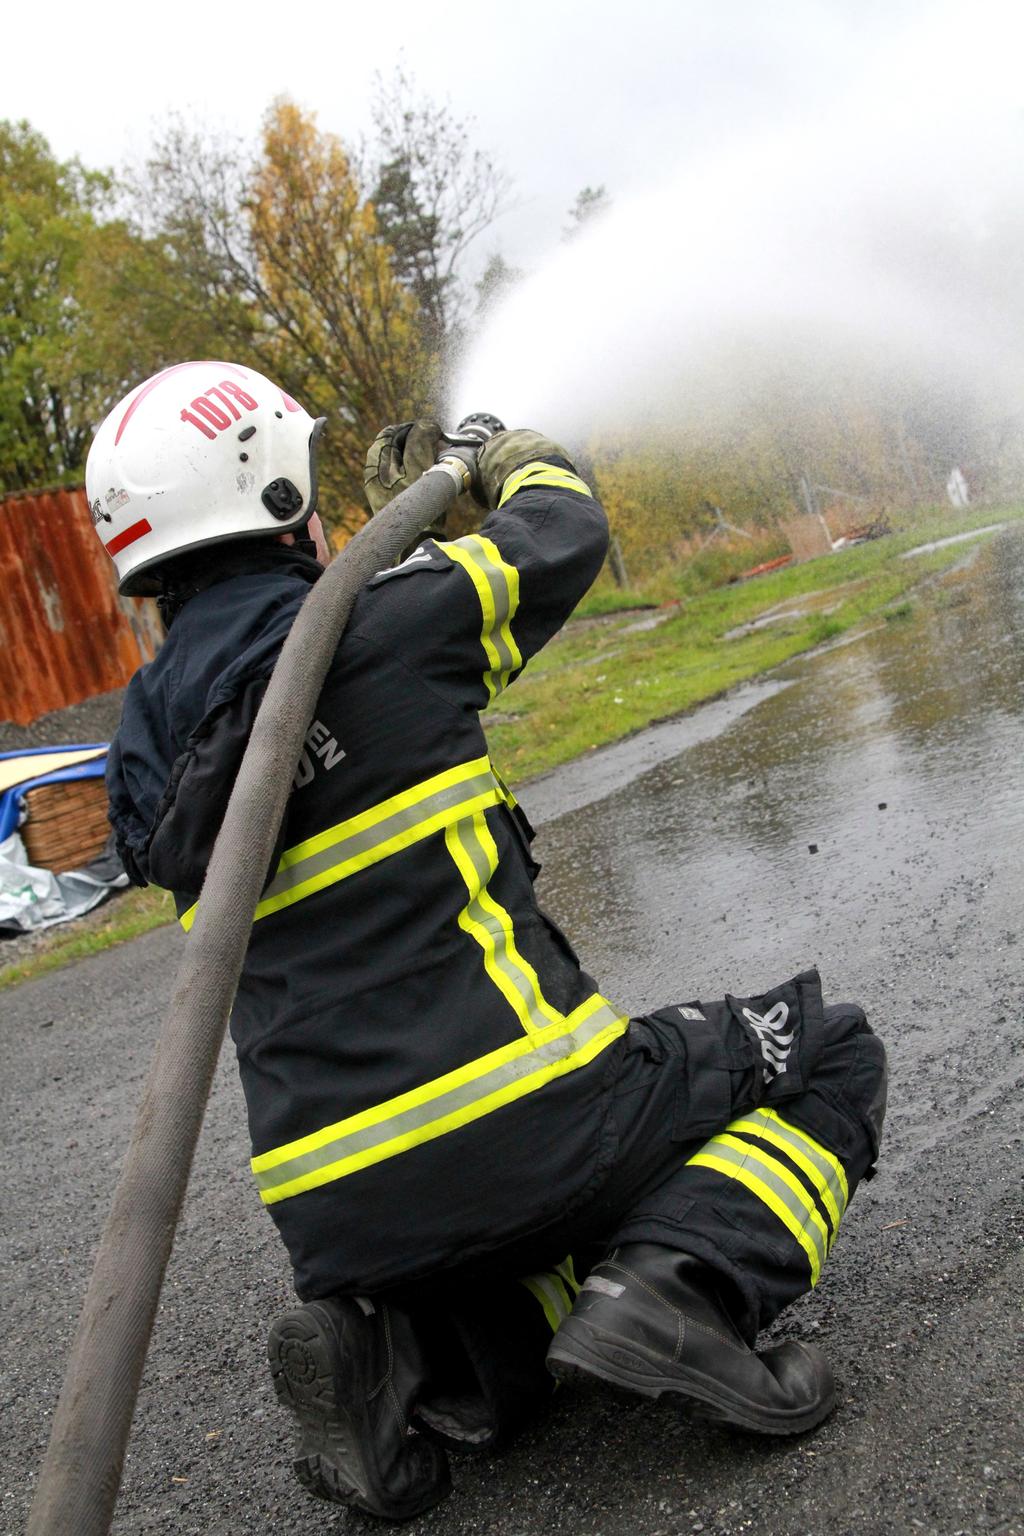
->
[85, 360, 326, 595]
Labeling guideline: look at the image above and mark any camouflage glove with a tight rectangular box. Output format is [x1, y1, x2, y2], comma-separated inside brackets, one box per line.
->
[363, 419, 444, 515]
[477, 429, 576, 510]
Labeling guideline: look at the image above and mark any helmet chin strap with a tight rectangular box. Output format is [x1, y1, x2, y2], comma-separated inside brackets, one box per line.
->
[157, 535, 321, 627]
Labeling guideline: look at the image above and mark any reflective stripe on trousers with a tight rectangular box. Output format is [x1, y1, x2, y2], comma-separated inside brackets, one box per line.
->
[686, 1108, 850, 1285]
[518, 1256, 581, 1334]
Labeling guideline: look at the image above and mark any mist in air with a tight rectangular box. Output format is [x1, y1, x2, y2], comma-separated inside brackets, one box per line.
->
[453, 2, 1024, 453]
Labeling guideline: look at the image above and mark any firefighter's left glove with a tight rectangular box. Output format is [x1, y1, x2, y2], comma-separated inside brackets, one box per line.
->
[363, 419, 445, 515]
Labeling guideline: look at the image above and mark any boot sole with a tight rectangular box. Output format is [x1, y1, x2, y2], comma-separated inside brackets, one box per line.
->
[547, 1322, 835, 1436]
[268, 1308, 374, 1509]
[268, 1307, 446, 1520]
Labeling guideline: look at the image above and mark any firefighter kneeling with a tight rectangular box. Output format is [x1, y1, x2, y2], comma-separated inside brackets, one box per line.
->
[91, 362, 887, 1520]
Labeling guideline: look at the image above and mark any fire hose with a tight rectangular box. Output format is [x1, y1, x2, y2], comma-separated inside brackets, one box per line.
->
[27, 417, 503, 1536]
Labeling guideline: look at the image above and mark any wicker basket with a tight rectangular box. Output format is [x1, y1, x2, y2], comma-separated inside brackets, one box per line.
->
[21, 778, 110, 871]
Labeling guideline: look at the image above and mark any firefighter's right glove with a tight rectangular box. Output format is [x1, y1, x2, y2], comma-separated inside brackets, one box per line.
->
[477, 429, 576, 510]
[363, 419, 445, 515]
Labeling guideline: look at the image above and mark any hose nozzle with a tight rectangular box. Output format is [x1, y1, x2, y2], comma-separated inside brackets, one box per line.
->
[450, 411, 506, 447]
[430, 413, 506, 499]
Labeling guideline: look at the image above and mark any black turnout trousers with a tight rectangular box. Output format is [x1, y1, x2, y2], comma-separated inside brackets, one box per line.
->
[396, 968, 887, 1441]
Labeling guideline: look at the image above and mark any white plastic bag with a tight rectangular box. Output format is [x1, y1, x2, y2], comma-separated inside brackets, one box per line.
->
[0, 832, 114, 932]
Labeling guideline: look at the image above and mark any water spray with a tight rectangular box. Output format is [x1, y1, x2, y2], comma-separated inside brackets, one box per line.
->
[453, 3, 1024, 474]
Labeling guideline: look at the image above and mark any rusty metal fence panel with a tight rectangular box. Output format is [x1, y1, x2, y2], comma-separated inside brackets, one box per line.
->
[0, 486, 162, 726]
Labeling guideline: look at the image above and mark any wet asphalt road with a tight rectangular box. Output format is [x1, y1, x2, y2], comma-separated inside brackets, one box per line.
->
[4, 530, 1023, 1536]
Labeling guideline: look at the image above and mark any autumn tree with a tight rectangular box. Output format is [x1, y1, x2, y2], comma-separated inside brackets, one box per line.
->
[249, 101, 432, 487]
[474, 252, 523, 322]
[136, 87, 509, 529]
[134, 101, 426, 527]
[368, 70, 512, 366]
[563, 184, 611, 243]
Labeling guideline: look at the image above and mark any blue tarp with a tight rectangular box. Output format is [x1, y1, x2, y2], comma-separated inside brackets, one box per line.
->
[0, 745, 109, 843]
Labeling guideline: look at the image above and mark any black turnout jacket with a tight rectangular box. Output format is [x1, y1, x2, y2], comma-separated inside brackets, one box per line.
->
[108, 457, 629, 1298]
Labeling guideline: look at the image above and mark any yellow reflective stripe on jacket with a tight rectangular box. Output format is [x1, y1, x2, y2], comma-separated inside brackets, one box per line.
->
[687, 1129, 830, 1285]
[251, 993, 627, 1204]
[490, 760, 519, 812]
[445, 812, 563, 1036]
[179, 756, 501, 932]
[726, 1108, 848, 1235]
[497, 460, 592, 509]
[439, 534, 523, 700]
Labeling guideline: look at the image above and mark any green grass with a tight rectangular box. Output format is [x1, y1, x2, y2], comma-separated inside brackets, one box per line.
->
[2, 500, 1018, 991]
[574, 585, 657, 618]
[0, 885, 174, 992]
[483, 503, 1023, 782]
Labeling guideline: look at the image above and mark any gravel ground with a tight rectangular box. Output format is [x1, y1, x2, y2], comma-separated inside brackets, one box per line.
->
[0, 687, 127, 755]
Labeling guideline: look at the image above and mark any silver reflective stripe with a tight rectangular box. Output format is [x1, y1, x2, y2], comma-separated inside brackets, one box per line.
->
[457, 538, 518, 686]
[253, 998, 624, 1201]
[497, 461, 592, 507]
[440, 536, 522, 698]
[180, 758, 502, 931]
[447, 813, 561, 1034]
[257, 766, 499, 914]
[692, 1135, 828, 1279]
[582, 1274, 625, 1299]
[739, 1107, 849, 1222]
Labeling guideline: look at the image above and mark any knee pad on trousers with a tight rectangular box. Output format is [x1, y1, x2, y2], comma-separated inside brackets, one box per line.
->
[775, 1003, 887, 1183]
[647, 971, 887, 1181]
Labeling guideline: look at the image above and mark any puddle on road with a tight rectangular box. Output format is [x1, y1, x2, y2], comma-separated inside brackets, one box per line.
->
[524, 678, 792, 826]
[898, 522, 1006, 559]
[722, 584, 861, 640]
[618, 607, 679, 635]
[528, 525, 1024, 1005]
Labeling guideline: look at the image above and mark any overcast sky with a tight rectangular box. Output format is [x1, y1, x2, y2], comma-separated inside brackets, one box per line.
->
[4, 0, 968, 270]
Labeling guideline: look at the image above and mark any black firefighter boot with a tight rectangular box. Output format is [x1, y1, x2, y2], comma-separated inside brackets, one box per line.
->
[268, 1296, 451, 1519]
[546, 1243, 835, 1436]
